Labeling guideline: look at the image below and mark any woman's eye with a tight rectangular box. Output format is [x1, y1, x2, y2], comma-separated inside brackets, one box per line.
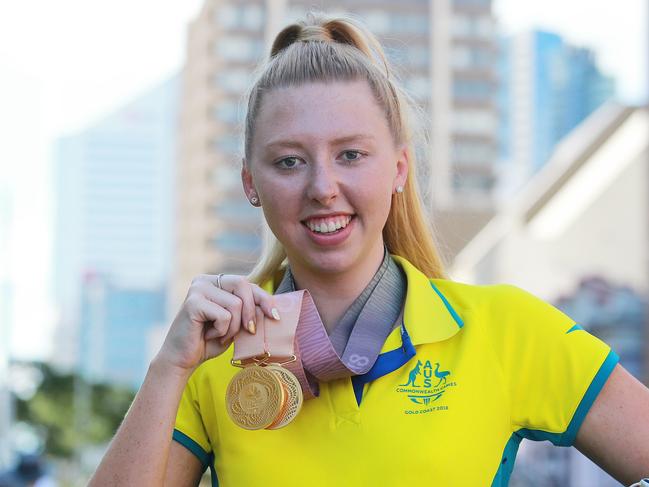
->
[341, 150, 362, 162]
[276, 156, 301, 169]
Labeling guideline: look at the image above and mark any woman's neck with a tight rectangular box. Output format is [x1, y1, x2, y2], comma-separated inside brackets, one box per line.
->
[288, 243, 385, 334]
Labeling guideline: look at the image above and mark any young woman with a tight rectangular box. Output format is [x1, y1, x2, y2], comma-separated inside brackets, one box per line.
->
[90, 13, 649, 486]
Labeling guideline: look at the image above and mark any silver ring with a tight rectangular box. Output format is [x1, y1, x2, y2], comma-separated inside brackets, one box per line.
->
[215, 273, 225, 289]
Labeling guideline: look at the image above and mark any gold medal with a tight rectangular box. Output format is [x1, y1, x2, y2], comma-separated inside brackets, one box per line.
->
[226, 365, 285, 430]
[265, 364, 303, 429]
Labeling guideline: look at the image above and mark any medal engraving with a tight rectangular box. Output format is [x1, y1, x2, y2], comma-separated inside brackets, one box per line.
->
[226, 366, 285, 430]
[265, 364, 303, 429]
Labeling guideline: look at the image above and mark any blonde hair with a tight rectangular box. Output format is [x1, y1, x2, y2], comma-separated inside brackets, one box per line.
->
[244, 12, 447, 285]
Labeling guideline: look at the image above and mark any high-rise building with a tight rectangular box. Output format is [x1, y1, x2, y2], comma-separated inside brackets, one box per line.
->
[451, 103, 649, 483]
[79, 271, 166, 388]
[173, 1, 266, 317]
[497, 30, 615, 196]
[432, 0, 499, 208]
[52, 76, 179, 378]
[172, 0, 499, 310]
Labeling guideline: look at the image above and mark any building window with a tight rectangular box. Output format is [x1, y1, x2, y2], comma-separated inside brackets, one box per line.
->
[214, 69, 252, 94]
[216, 36, 264, 62]
[212, 200, 258, 219]
[217, 4, 264, 31]
[452, 45, 494, 69]
[212, 135, 241, 156]
[362, 11, 391, 34]
[210, 233, 260, 253]
[452, 172, 494, 192]
[405, 75, 431, 100]
[453, 0, 491, 7]
[453, 108, 497, 135]
[214, 100, 242, 124]
[453, 78, 494, 100]
[452, 14, 494, 38]
[211, 166, 241, 190]
[453, 140, 495, 164]
[391, 13, 429, 35]
[387, 44, 429, 69]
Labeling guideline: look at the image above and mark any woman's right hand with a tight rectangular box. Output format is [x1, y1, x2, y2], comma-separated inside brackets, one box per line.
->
[156, 274, 280, 373]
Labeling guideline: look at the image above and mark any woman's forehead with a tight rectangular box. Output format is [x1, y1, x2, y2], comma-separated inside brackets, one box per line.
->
[253, 80, 391, 148]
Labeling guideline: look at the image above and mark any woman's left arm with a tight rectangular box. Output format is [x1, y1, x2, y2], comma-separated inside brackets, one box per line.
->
[574, 363, 649, 485]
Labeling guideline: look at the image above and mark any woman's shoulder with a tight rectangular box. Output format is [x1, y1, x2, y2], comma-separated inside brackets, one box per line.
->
[427, 277, 530, 312]
[426, 278, 572, 333]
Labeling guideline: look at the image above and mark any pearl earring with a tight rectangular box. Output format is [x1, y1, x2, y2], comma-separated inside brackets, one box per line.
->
[396, 185, 404, 194]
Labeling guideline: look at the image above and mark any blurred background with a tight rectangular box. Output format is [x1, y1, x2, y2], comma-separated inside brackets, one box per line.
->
[0, 0, 647, 485]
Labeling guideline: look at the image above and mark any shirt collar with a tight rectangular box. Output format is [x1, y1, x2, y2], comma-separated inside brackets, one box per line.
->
[383, 255, 464, 350]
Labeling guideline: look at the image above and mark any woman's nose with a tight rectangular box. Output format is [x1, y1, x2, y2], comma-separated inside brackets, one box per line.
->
[306, 161, 338, 205]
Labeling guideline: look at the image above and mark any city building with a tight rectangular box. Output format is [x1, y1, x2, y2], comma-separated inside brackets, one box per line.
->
[79, 272, 166, 388]
[452, 103, 648, 302]
[172, 0, 499, 310]
[497, 30, 615, 197]
[451, 103, 649, 485]
[52, 76, 179, 381]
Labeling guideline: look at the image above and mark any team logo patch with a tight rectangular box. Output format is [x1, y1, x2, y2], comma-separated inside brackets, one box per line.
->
[396, 359, 457, 414]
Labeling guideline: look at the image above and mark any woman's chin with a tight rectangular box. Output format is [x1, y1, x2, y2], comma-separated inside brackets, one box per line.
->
[287, 245, 358, 276]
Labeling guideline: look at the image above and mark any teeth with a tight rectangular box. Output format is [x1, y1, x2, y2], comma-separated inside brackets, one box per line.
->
[306, 215, 352, 234]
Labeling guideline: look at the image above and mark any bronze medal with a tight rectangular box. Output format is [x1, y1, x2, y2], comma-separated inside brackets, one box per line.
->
[265, 364, 303, 429]
[226, 365, 285, 430]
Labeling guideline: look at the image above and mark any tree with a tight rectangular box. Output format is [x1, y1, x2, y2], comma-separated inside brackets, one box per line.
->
[13, 362, 135, 458]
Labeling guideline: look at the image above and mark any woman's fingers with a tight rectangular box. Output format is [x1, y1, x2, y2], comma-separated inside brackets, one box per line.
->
[250, 283, 281, 321]
[160, 272, 279, 372]
[192, 274, 280, 348]
[226, 276, 258, 334]
[197, 283, 244, 342]
[186, 295, 231, 339]
[212, 275, 279, 324]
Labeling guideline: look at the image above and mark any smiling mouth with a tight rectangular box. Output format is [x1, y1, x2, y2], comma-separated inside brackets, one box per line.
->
[301, 215, 355, 235]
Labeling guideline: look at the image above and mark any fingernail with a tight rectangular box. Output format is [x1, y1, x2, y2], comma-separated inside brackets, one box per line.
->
[248, 320, 256, 334]
[271, 308, 280, 321]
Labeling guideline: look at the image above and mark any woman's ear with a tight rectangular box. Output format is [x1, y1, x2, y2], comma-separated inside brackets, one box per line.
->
[394, 145, 409, 191]
[241, 158, 261, 206]
[241, 158, 254, 194]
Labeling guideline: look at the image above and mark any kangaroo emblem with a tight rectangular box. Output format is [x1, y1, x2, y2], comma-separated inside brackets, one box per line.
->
[400, 360, 423, 387]
[434, 362, 451, 387]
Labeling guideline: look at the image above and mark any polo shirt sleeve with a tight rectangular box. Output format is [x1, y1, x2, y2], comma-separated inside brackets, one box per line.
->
[489, 284, 619, 447]
[173, 373, 213, 469]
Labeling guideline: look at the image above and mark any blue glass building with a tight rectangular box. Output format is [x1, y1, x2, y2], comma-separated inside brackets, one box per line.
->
[53, 76, 179, 387]
[498, 31, 615, 193]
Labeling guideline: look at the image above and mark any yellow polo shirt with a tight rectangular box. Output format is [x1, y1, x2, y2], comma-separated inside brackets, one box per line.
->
[173, 255, 618, 486]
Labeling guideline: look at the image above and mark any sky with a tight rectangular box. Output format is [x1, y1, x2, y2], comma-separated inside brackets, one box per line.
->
[494, 0, 648, 104]
[0, 0, 647, 360]
[0, 0, 204, 359]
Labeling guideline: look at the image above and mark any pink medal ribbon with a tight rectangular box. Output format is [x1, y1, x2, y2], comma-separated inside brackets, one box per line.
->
[232, 289, 385, 399]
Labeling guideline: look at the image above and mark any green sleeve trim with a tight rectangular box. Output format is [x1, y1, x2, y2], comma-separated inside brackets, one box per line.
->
[172, 428, 213, 469]
[492, 348, 619, 484]
[516, 348, 620, 447]
[561, 348, 619, 446]
[490, 433, 523, 486]
[566, 323, 584, 334]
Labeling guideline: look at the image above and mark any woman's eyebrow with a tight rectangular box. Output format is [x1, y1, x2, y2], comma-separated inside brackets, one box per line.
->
[264, 134, 376, 151]
[329, 134, 376, 145]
